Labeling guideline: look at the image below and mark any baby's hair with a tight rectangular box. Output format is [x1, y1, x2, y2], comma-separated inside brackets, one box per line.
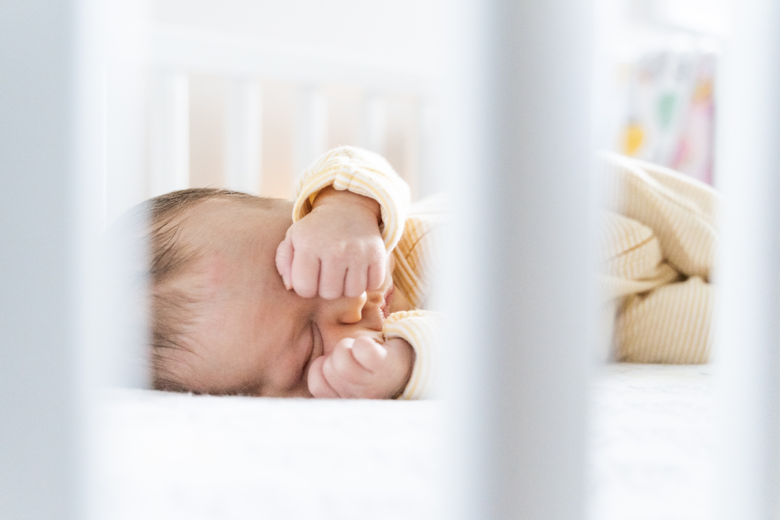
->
[148, 188, 276, 392]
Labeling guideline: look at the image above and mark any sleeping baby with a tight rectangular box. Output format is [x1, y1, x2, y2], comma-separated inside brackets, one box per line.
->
[149, 147, 441, 399]
[146, 146, 718, 399]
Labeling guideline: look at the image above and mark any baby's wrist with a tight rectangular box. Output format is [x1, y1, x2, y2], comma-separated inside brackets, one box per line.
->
[311, 186, 381, 223]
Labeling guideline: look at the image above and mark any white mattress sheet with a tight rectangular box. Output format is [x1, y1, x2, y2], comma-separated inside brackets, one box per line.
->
[94, 363, 714, 520]
[589, 363, 714, 520]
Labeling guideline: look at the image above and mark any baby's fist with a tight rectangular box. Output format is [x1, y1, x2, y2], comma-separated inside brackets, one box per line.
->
[307, 336, 414, 399]
[275, 188, 386, 300]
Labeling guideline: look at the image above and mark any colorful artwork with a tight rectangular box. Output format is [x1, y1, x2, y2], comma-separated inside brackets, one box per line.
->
[620, 51, 716, 185]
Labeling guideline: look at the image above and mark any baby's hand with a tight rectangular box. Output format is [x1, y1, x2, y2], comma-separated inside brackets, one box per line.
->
[307, 336, 415, 399]
[275, 187, 386, 299]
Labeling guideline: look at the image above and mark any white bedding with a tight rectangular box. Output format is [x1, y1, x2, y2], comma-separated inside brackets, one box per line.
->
[589, 364, 714, 520]
[94, 363, 714, 520]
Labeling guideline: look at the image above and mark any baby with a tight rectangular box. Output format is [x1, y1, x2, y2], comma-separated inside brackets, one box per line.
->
[148, 147, 440, 399]
[146, 144, 717, 400]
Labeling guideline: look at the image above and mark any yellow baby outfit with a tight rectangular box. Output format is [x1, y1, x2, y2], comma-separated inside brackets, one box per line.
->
[293, 147, 719, 399]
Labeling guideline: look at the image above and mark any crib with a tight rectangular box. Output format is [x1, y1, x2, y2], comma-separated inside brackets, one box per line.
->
[2, 2, 780, 520]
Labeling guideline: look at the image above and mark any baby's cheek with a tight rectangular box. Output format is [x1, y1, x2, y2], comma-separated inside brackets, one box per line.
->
[254, 349, 303, 397]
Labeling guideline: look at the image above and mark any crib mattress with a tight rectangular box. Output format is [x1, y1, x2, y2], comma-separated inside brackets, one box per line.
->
[93, 363, 714, 520]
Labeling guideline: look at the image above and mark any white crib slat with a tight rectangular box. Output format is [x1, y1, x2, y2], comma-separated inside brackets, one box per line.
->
[412, 100, 436, 199]
[714, 1, 780, 520]
[295, 86, 328, 178]
[441, 1, 591, 519]
[417, 100, 443, 197]
[0, 0, 112, 518]
[149, 72, 189, 196]
[224, 79, 261, 194]
[361, 93, 388, 156]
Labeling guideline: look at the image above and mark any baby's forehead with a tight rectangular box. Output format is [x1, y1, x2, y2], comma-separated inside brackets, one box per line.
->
[176, 197, 292, 281]
[180, 197, 290, 246]
[160, 199, 296, 394]
[185, 197, 267, 227]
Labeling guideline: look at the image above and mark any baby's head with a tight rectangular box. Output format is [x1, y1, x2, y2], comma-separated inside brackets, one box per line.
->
[148, 188, 394, 397]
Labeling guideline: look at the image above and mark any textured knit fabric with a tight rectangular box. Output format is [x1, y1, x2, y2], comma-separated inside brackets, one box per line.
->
[384, 310, 442, 400]
[293, 146, 442, 399]
[597, 152, 719, 363]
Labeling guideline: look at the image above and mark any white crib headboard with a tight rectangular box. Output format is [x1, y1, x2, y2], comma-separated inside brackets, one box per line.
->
[106, 23, 435, 222]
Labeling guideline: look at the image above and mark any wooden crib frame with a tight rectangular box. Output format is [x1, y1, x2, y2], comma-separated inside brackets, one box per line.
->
[1, 2, 779, 520]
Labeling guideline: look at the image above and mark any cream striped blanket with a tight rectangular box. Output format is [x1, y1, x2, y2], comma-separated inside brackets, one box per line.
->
[597, 153, 718, 364]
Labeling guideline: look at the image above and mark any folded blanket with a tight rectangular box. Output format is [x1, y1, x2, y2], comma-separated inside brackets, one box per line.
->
[597, 153, 719, 364]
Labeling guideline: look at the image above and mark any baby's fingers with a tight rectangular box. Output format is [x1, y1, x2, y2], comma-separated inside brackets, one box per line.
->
[290, 250, 321, 298]
[366, 259, 386, 292]
[318, 258, 348, 300]
[321, 339, 373, 397]
[307, 356, 340, 398]
[325, 339, 366, 379]
[275, 233, 294, 290]
[350, 336, 388, 373]
[343, 266, 368, 298]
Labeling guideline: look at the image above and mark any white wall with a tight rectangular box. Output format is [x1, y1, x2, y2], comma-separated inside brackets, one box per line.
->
[151, 0, 446, 76]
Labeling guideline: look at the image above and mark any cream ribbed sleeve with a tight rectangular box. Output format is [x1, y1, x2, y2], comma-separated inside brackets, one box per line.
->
[384, 310, 442, 400]
[292, 146, 411, 252]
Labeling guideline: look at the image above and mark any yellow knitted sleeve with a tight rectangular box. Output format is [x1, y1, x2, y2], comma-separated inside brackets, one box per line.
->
[383, 310, 442, 400]
[292, 146, 411, 252]
[392, 195, 446, 309]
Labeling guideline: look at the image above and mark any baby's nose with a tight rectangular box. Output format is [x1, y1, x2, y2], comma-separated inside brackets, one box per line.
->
[334, 292, 367, 324]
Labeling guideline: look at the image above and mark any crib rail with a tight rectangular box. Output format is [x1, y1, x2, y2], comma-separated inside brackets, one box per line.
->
[147, 24, 430, 94]
[137, 23, 433, 205]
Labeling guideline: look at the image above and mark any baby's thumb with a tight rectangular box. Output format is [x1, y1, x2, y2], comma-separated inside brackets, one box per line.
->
[275, 235, 294, 290]
[307, 356, 340, 398]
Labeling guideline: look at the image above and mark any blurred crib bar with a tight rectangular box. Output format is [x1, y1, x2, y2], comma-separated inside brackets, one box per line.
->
[714, 1, 780, 519]
[440, 1, 592, 519]
[1, 1, 147, 519]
